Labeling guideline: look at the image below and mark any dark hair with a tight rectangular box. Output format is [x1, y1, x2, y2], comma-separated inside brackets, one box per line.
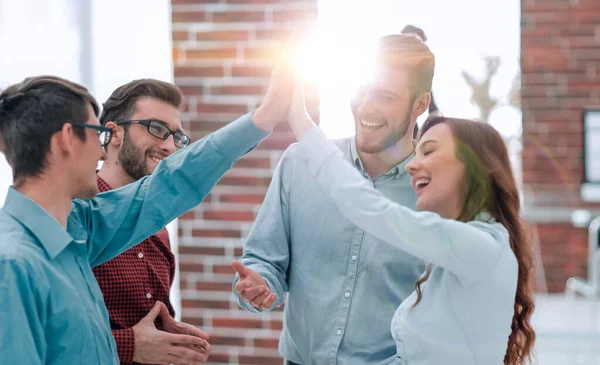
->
[99, 79, 183, 127]
[0, 76, 99, 180]
[411, 116, 536, 365]
[401, 24, 427, 42]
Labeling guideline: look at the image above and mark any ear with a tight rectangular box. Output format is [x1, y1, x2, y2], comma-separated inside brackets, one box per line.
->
[411, 92, 431, 119]
[105, 121, 124, 150]
[52, 123, 76, 156]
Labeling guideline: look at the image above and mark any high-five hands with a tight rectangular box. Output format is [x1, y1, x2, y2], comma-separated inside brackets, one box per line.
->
[253, 31, 302, 132]
[232, 260, 278, 310]
[287, 70, 316, 140]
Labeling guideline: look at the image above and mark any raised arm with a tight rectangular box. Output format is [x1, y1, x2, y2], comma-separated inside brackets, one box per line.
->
[75, 113, 269, 267]
[295, 126, 508, 283]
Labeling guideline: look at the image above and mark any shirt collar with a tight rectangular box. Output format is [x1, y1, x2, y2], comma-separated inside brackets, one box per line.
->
[97, 175, 113, 193]
[2, 187, 74, 259]
[350, 137, 413, 179]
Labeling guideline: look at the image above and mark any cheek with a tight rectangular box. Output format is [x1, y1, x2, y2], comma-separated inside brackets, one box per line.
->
[440, 163, 465, 198]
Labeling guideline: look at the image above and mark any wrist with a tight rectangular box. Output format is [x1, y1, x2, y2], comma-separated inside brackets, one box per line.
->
[252, 105, 278, 132]
[291, 112, 315, 140]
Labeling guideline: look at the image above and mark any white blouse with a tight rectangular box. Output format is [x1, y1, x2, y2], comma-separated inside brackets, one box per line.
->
[297, 127, 518, 365]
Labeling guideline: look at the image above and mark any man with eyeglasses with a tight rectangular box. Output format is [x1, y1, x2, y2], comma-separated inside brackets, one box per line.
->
[92, 79, 203, 365]
[0, 42, 293, 364]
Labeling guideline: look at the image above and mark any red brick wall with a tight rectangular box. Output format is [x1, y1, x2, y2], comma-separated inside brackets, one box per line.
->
[171, 1, 317, 363]
[521, 0, 600, 292]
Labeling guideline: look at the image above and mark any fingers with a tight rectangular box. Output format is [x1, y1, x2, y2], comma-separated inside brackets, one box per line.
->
[157, 301, 173, 323]
[242, 285, 267, 302]
[231, 260, 248, 278]
[166, 345, 209, 364]
[250, 288, 271, 308]
[259, 293, 278, 310]
[277, 29, 302, 68]
[234, 278, 252, 294]
[166, 333, 211, 350]
[176, 322, 210, 340]
[141, 301, 162, 323]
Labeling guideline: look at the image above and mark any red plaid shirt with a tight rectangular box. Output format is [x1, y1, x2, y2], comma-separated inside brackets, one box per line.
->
[93, 176, 176, 364]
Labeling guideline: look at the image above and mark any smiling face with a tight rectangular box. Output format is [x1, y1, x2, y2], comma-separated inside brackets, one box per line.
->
[118, 97, 182, 180]
[351, 66, 416, 155]
[406, 123, 466, 219]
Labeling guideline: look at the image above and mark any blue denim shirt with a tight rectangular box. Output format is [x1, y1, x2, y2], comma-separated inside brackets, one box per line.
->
[234, 136, 425, 365]
[0, 113, 268, 365]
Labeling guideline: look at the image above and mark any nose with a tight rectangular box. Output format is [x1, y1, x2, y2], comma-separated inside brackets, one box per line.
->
[405, 156, 420, 175]
[157, 134, 177, 155]
[356, 93, 377, 118]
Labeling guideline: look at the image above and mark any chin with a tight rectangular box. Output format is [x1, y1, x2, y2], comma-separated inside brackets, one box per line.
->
[75, 184, 99, 200]
[356, 137, 386, 154]
[415, 198, 435, 213]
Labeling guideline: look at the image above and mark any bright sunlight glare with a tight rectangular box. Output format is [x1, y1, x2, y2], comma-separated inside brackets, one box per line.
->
[296, 0, 520, 140]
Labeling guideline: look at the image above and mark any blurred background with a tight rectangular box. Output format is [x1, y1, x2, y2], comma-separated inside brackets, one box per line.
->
[1, 0, 600, 364]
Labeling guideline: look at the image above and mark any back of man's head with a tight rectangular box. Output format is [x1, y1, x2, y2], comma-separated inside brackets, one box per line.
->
[376, 33, 435, 98]
[0, 76, 99, 180]
[100, 79, 183, 127]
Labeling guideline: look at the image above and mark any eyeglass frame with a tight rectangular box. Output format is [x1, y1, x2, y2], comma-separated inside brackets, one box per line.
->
[115, 119, 191, 149]
[69, 123, 113, 147]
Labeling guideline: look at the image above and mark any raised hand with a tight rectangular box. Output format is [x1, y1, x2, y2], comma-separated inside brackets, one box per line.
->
[253, 31, 302, 132]
[132, 301, 210, 364]
[232, 260, 277, 310]
[287, 75, 316, 141]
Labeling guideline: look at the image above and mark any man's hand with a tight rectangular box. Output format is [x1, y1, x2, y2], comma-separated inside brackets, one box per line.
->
[232, 260, 277, 310]
[132, 301, 210, 365]
[253, 32, 301, 132]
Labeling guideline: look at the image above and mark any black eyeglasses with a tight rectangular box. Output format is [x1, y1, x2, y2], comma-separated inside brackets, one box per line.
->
[70, 123, 113, 147]
[116, 120, 190, 149]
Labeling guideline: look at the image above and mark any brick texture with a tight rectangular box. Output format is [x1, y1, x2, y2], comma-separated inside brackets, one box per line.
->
[171, 1, 318, 363]
[521, 0, 600, 292]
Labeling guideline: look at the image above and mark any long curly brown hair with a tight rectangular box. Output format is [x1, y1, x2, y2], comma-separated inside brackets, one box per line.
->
[411, 116, 536, 365]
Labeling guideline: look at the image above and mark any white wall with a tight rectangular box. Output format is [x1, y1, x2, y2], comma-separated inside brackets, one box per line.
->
[0, 0, 181, 318]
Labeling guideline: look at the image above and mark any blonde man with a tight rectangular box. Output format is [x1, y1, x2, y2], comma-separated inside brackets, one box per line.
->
[232, 34, 435, 365]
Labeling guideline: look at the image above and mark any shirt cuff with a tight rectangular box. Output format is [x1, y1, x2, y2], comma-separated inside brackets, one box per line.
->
[211, 112, 271, 162]
[296, 126, 340, 175]
[113, 328, 135, 364]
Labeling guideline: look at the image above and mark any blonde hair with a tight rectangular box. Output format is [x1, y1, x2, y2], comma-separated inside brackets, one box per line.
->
[376, 34, 435, 97]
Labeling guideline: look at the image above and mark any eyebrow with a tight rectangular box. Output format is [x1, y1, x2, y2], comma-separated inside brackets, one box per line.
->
[371, 87, 400, 99]
[418, 139, 438, 151]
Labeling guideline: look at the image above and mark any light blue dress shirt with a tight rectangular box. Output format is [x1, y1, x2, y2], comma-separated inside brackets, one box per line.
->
[297, 126, 518, 365]
[234, 136, 425, 365]
[0, 113, 268, 365]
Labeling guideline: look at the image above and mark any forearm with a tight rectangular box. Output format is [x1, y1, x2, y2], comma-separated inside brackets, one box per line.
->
[80, 112, 270, 267]
[296, 127, 505, 281]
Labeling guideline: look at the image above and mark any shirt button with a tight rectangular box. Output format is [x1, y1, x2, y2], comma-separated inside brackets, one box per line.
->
[336, 329, 342, 335]
[345, 292, 350, 298]
[138, 252, 144, 259]
[351, 255, 357, 261]
[146, 293, 152, 299]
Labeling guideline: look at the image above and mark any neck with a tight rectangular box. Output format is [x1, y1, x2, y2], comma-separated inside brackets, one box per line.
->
[97, 158, 134, 189]
[357, 136, 414, 179]
[15, 175, 72, 228]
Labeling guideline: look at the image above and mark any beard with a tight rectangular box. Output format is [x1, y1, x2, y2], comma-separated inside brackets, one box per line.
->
[119, 132, 151, 181]
[356, 107, 413, 154]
